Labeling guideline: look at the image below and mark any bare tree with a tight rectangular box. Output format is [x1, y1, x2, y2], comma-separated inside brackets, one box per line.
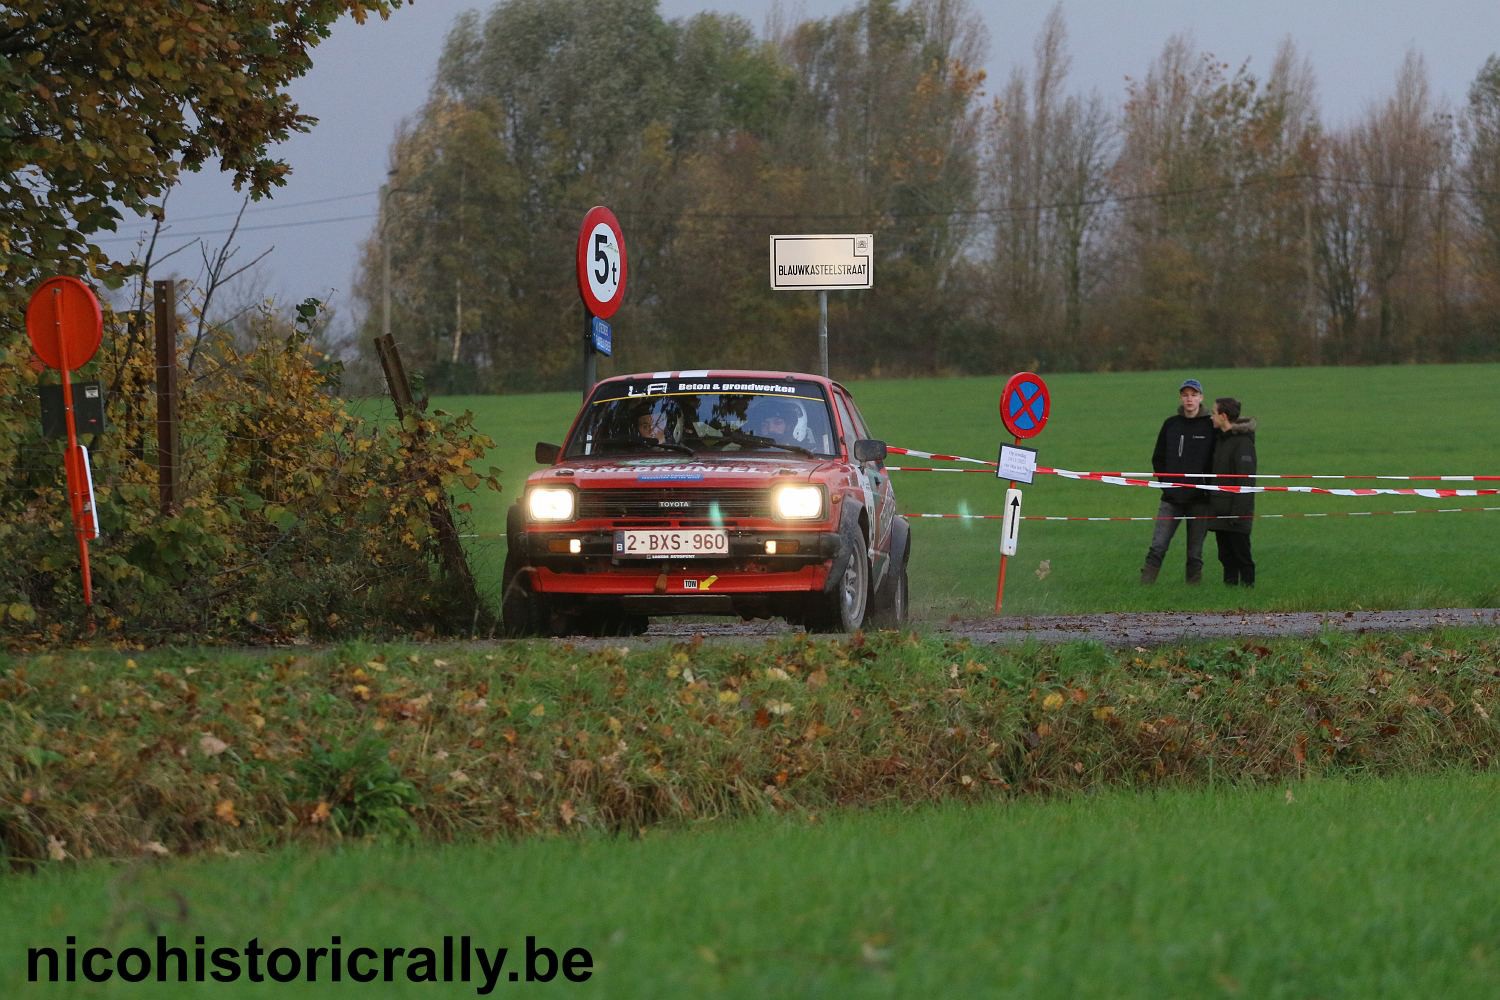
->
[983, 6, 1113, 367]
[1459, 55, 1500, 313]
[1312, 134, 1369, 358]
[1354, 51, 1449, 359]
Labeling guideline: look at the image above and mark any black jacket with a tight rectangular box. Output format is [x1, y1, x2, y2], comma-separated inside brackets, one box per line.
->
[1151, 407, 1215, 504]
[1207, 418, 1257, 534]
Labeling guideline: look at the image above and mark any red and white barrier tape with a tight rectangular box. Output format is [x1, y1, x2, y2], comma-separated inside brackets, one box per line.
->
[889, 446, 998, 466]
[887, 466, 1500, 482]
[887, 447, 1500, 498]
[905, 507, 1500, 522]
[1113, 472, 1500, 481]
[1047, 469, 1500, 499]
[888, 446, 996, 464]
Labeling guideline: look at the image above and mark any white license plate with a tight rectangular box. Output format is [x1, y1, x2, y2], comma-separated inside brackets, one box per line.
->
[613, 529, 729, 558]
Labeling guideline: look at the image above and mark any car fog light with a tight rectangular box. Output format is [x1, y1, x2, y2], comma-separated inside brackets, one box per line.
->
[765, 540, 777, 554]
[569, 538, 582, 554]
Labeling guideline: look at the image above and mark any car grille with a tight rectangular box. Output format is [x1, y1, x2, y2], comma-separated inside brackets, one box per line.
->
[577, 488, 771, 522]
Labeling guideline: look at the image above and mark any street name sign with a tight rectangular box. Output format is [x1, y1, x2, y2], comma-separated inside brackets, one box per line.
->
[769, 234, 873, 290]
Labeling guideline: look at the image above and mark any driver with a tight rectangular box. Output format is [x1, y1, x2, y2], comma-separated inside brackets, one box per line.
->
[755, 398, 801, 445]
[635, 408, 666, 444]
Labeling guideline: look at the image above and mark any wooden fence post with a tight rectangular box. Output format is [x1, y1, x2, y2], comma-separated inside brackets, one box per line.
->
[373, 334, 480, 612]
[154, 280, 180, 515]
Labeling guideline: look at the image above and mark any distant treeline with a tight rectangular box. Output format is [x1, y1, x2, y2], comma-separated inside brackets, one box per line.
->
[354, 0, 1500, 391]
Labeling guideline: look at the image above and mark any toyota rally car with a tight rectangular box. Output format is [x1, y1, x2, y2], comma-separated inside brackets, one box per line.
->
[501, 370, 910, 636]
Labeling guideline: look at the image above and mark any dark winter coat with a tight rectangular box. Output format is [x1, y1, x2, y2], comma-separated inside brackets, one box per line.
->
[1207, 418, 1257, 534]
[1151, 407, 1216, 504]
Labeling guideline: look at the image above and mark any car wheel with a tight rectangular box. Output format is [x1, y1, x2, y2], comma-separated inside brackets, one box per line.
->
[802, 522, 869, 633]
[500, 553, 549, 637]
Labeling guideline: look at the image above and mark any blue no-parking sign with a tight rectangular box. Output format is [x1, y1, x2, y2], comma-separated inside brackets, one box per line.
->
[999, 372, 1049, 439]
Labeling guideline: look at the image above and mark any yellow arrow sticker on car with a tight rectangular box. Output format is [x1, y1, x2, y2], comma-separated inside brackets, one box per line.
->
[699, 575, 719, 591]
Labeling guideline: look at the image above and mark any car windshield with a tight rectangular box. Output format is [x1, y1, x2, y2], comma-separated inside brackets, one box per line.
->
[565, 376, 839, 459]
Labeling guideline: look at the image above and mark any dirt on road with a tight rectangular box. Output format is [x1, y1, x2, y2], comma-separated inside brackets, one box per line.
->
[603, 608, 1500, 648]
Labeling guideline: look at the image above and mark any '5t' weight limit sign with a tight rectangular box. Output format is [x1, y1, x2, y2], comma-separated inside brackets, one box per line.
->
[577, 206, 627, 319]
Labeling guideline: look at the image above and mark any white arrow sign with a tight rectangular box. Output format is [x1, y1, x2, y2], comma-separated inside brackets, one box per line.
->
[1001, 487, 1022, 556]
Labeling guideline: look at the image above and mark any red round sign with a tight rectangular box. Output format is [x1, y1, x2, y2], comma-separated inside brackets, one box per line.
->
[576, 206, 627, 319]
[999, 371, 1050, 439]
[26, 276, 103, 372]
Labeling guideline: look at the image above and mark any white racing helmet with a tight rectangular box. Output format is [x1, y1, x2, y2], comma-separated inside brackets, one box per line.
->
[759, 397, 809, 443]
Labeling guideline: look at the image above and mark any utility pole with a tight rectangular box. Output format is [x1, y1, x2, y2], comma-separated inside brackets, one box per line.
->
[452, 165, 465, 368]
[381, 170, 415, 346]
[382, 182, 391, 343]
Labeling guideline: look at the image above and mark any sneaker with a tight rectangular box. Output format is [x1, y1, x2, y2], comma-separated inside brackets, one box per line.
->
[1139, 565, 1159, 585]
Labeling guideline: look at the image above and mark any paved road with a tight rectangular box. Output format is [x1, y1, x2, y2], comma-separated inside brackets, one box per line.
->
[581, 608, 1500, 648]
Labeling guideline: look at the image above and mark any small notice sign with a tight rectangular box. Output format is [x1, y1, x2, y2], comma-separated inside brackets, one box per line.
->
[997, 444, 1038, 484]
[590, 316, 612, 356]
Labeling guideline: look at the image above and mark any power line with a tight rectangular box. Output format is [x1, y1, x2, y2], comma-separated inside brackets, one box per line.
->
[92, 211, 378, 245]
[160, 189, 381, 224]
[83, 172, 1500, 245]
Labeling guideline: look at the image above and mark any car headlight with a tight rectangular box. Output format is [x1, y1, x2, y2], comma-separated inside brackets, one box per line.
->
[772, 484, 824, 520]
[527, 487, 576, 522]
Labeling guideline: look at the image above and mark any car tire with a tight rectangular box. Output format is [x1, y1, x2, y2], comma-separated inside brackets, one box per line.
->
[801, 521, 869, 633]
[869, 556, 908, 629]
[500, 553, 549, 637]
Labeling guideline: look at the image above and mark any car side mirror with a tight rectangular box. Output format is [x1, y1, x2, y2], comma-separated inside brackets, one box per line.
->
[853, 439, 887, 464]
[535, 442, 561, 464]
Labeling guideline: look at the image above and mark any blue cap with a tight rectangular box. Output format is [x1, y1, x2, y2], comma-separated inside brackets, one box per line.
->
[1179, 378, 1203, 393]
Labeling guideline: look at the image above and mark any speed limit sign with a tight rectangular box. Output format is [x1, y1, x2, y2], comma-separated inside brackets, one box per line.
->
[576, 206, 627, 319]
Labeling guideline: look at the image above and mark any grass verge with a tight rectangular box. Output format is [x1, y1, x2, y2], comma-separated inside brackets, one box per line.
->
[3, 628, 1499, 868]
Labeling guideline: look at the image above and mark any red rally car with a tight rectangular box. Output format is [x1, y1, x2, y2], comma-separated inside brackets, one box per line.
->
[502, 370, 910, 635]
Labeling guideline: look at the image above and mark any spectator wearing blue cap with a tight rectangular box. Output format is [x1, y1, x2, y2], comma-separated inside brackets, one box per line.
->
[1140, 378, 1215, 584]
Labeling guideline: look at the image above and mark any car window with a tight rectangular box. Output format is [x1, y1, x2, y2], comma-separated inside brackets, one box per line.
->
[837, 388, 873, 440]
[832, 392, 858, 454]
[565, 376, 839, 458]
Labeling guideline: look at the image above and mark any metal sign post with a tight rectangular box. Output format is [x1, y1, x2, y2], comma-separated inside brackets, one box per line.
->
[818, 290, 828, 378]
[26, 276, 104, 608]
[994, 372, 1051, 614]
[769, 234, 873, 378]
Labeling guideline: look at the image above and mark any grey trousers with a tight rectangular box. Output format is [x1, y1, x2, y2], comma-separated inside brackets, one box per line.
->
[1144, 498, 1208, 574]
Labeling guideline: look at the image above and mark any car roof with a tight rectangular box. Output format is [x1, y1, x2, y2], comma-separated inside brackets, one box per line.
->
[597, 370, 845, 391]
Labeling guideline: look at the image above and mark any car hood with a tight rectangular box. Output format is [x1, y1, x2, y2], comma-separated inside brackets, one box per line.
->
[529, 455, 834, 488]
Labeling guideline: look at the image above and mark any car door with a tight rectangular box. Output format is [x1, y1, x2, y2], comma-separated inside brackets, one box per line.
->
[834, 387, 894, 577]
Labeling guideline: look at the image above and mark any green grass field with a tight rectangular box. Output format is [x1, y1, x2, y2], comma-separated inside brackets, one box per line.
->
[7, 771, 1499, 997]
[9, 361, 1500, 995]
[385, 363, 1500, 621]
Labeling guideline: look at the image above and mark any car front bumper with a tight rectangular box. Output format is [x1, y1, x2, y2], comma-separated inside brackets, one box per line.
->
[512, 528, 846, 598]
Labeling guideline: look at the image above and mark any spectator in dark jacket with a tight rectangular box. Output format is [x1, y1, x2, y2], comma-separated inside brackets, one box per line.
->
[1207, 397, 1257, 586]
[1141, 378, 1215, 584]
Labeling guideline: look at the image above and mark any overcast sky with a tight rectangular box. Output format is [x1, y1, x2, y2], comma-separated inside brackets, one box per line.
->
[94, 0, 1500, 325]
